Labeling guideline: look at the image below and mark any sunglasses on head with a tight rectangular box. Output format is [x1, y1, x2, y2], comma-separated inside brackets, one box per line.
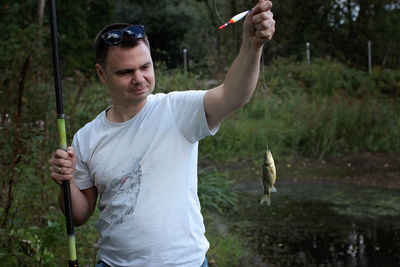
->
[101, 25, 146, 46]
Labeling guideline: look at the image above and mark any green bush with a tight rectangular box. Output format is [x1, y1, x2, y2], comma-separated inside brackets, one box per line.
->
[198, 166, 239, 214]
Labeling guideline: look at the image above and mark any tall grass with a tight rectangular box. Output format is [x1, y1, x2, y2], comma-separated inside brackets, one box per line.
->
[198, 166, 238, 214]
[200, 58, 400, 161]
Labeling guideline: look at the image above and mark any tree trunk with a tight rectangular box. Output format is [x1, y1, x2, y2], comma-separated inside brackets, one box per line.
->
[1, 54, 31, 229]
[38, 0, 46, 26]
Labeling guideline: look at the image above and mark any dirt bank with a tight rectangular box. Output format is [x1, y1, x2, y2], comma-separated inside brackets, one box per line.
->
[279, 151, 400, 190]
[211, 151, 400, 191]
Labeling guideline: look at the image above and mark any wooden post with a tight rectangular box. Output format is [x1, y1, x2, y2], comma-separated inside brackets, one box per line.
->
[368, 40, 372, 73]
[183, 48, 188, 74]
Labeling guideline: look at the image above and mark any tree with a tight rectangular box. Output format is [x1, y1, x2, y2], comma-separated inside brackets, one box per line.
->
[114, 0, 200, 67]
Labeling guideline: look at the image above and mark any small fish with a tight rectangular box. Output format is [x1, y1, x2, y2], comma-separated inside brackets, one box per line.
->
[260, 149, 277, 206]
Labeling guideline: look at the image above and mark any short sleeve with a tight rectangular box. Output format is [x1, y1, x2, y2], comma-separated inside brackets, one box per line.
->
[168, 91, 219, 143]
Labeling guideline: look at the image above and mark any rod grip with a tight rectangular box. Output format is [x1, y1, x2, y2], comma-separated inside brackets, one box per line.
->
[63, 180, 78, 265]
[62, 181, 74, 235]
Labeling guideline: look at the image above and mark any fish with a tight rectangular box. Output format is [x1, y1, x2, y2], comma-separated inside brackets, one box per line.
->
[260, 149, 277, 206]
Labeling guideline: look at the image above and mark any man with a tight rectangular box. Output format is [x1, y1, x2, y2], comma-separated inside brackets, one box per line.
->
[49, 1, 275, 266]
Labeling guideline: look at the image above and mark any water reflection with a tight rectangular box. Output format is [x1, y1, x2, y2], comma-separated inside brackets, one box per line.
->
[255, 220, 399, 266]
[233, 194, 400, 266]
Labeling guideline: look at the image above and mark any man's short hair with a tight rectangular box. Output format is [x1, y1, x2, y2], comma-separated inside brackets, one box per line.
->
[94, 23, 150, 67]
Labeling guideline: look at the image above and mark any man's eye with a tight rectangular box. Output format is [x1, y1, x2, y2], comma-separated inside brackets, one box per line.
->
[142, 64, 151, 70]
[118, 70, 131, 75]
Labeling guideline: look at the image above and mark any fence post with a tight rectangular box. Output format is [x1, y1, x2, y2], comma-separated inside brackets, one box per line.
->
[183, 48, 188, 74]
[368, 40, 372, 73]
[306, 42, 310, 64]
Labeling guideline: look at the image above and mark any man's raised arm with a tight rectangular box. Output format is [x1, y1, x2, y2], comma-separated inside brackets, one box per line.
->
[204, 0, 275, 129]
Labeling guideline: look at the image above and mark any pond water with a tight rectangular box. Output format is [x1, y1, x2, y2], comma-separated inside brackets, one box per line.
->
[228, 158, 400, 266]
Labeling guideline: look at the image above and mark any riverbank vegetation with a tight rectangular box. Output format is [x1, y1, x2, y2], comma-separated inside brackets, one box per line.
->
[1, 58, 399, 266]
[201, 58, 400, 162]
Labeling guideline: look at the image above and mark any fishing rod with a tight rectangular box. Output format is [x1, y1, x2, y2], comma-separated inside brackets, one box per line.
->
[49, 0, 78, 266]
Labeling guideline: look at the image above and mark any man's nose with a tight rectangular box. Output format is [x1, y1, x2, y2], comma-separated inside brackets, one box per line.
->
[132, 71, 145, 84]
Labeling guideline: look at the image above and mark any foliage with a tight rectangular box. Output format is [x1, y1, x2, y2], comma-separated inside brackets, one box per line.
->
[267, 0, 400, 68]
[198, 166, 239, 214]
[49, 0, 115, 77]
[0, 220, 62, 266]
[154, 66, 203, 93]
[207, 234, 249, 266]
[200, 58, 400, 161]
[114, 0, 204, 68]
[4, 0, 398, 79]
[204, 212, 252, 267]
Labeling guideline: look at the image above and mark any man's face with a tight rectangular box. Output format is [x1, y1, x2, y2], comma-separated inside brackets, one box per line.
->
[96, 42, 155, 107]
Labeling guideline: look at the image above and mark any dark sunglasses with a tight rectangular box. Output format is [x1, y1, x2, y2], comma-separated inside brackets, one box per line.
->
[101, 25, 146, 46]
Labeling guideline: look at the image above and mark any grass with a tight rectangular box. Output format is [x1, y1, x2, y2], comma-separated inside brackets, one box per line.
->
[198, 166, 239, 215]
[200, 58, 400, 162]
[203, 211, 252, 267]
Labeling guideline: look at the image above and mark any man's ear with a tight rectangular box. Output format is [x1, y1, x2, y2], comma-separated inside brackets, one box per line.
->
[95, 63, 107, 84]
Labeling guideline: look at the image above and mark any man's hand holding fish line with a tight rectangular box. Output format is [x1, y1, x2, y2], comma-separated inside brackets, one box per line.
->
[204, 0, 275, 129]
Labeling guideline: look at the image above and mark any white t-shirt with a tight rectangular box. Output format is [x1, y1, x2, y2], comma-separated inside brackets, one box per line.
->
[72, 91, 218, 267]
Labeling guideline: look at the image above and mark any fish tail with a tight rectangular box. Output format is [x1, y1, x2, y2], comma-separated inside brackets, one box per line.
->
[260, 194, 271, 206]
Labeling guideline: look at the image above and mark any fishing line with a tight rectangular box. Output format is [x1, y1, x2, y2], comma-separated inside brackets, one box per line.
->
[263, 47, 269, 150]
[265, 99, 270, 151]
[262, 49, 269, 150]
[261, 47, 267, 91]
[214, 0, 227, 24]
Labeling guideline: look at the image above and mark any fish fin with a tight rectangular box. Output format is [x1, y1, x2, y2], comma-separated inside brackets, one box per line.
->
[260, 194, 271, 206]
[270, 186, 277, 193]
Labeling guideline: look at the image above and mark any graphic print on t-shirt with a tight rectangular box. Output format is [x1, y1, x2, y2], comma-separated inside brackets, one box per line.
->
[98, 159, 142, 230]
